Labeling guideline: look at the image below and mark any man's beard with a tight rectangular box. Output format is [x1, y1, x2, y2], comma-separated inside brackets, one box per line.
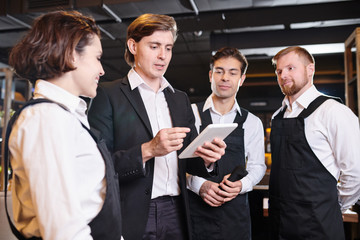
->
[280, 78, 308, 97]
[281, 82, 298, 96]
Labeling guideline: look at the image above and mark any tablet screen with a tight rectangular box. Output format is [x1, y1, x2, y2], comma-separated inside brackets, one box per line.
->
[178, 123, 238, 159]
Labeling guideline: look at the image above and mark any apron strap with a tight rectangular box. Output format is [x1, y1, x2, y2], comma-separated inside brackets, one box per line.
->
[274, 95, 342, 120]
[195, 101, 249, 128]
[274, 106, 287, 119]
[195, 101, 212, 127]
[298, 95, 342, 119]
[4, 98, 72, 240]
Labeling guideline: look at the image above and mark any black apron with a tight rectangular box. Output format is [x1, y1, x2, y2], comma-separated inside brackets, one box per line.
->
[269, 96, 344, 240]
[188, 101, 251, 240]
[4, 98, 122, 240]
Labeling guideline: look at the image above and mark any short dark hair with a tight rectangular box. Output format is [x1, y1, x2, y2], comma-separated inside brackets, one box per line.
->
[9, 10, 100, 84]
[272, 46, 315, 66]
[125, 13, 178, 67]
[210, 47, 248, 75]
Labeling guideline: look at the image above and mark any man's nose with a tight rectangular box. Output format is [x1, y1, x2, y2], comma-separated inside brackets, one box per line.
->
[158, 48, 166, 59]
[222, 71, 231, 81]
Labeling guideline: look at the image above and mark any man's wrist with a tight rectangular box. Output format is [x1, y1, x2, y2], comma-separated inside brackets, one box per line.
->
[141, 142, 153, 162]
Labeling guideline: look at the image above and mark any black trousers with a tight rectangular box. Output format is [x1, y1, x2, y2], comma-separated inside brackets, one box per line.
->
[143, 196, 187, 240]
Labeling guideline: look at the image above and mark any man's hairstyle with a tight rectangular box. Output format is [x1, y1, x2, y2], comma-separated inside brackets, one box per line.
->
[9, 10, 100, 84]
[210, 47, 248, 75]
[125, 13, 178, 67]
[272, 46, 315, 66]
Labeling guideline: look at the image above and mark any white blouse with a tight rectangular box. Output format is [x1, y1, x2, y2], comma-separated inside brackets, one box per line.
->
[9, 80, 105, 240]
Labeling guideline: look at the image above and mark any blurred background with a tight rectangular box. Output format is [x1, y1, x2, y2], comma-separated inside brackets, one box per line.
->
[0, 0, 359, 239]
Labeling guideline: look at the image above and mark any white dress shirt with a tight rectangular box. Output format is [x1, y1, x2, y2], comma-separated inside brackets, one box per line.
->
[187, 95, 266, 195]
[273, 85, 360, 211]
[9, 80, 106, 240]
[127, 69, 180, 199]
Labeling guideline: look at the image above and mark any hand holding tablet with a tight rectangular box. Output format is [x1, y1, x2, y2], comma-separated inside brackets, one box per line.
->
[178, 123, 238, 159]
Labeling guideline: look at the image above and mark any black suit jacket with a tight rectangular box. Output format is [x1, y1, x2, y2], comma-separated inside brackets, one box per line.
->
[88, 77, 213, 240]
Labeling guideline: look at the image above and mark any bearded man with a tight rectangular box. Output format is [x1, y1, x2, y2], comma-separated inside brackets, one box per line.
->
[268, 46, 360, 240]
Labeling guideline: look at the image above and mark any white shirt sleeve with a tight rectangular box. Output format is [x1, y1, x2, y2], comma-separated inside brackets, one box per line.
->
[10, 105, 94, 240]
[241, 113, 267, 194]
[186, 174, 207, 195]
[324, 101, 360, 211]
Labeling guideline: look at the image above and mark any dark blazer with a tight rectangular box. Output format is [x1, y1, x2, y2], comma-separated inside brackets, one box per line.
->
[88, 76, 213, 240]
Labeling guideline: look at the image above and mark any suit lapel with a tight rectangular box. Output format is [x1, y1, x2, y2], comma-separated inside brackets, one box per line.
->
[119, 77, 153, 136]
[164, 87, 180, 127]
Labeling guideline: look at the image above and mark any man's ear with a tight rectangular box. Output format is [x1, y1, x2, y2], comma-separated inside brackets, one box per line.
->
[307, 63, 315, 78]
[127, 38, 137, 55]
[209, 70, 213, 83]
[239, 74, 246, 87]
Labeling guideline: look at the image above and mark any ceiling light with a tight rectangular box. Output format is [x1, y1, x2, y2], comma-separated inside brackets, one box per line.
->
[240, 43, 345, 57]
[193, 30, 203, 37]
[291, 18, 360, 29]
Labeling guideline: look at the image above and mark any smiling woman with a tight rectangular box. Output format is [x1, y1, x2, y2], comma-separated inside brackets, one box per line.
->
[5, 10, 122, 240]
[69, 35, 104, 98]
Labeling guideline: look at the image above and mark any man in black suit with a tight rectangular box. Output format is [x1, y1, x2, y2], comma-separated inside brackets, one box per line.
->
[88, 13, 226, 240]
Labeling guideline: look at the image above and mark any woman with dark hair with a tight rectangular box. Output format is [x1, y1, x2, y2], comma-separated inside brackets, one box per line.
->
[7, 10, 122, 240]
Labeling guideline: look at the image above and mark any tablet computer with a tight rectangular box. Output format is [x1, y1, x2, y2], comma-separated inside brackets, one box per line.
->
[178, 123, 238, 159]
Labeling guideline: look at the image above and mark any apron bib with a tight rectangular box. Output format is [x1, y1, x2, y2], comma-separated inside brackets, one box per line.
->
[269, 96, 344, 240]
[189, 101, 251, 240]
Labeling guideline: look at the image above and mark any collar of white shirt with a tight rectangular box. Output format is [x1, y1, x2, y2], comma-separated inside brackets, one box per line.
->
[202, 94, 242, 116]
[33, 79, 89, 126]
[281, 85, 322, 113]
[127, 68, 175, 93]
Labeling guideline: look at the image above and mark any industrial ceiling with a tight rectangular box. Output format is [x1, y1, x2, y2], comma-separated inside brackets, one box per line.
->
[0, 0, 359, 110]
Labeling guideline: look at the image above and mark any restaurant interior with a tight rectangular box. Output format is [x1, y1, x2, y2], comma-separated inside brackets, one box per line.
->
[0, 0, 359, 239]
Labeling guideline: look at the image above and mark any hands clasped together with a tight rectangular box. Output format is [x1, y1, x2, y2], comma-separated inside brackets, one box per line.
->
[199, 175, 243, 207]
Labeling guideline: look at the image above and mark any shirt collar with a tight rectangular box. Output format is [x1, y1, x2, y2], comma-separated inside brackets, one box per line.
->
[281, 85, 322, 111]
[202, 94, 242, 116]
[127, 68, 175, 93]
[33, 80, 87, 114]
